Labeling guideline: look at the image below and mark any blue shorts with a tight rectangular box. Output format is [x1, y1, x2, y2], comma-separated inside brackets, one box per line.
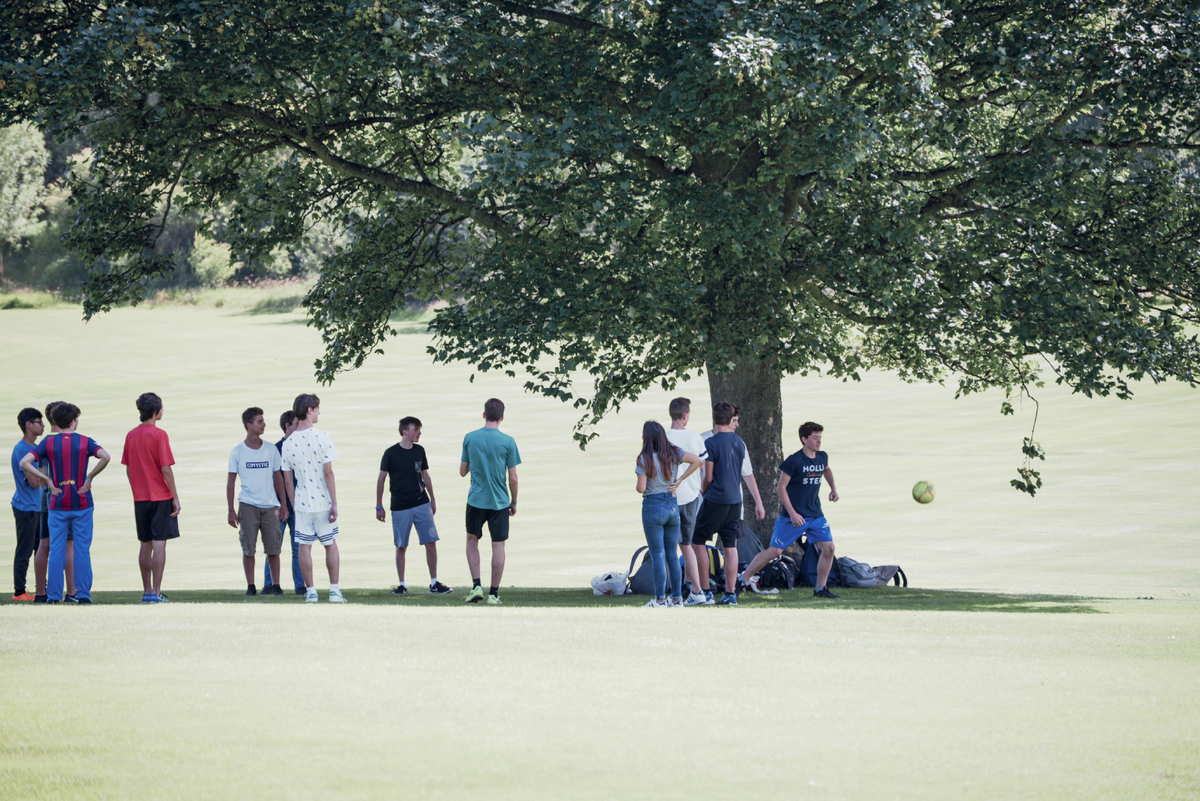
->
[391, 503, 438, 548]
[770, 515, 832, 549]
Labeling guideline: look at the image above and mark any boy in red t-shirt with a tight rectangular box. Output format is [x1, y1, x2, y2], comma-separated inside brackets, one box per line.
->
[121, 392, 181, 603]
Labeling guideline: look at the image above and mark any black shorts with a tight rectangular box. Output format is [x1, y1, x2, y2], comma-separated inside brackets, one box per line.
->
[37, 509, 73, 540]
[134, 499, 181, 542]
[465, 504, 510, 542]
[692, 501, 741, 548]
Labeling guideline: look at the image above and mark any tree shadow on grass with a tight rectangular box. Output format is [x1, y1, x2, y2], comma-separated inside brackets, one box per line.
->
[240, 295, 306, 315]
[2, 587, 1107, 612]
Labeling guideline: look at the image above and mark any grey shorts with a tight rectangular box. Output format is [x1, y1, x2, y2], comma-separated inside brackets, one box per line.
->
[678, 497, 702, 543]
[238, 503, 283, 556]
[392, 503, 438, 548]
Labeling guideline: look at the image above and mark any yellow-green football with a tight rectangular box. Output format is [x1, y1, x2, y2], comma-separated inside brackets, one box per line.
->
[912, 481, 935, 504]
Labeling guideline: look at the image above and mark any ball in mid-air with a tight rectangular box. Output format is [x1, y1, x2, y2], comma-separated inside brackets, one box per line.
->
[912, 481, 935, 504]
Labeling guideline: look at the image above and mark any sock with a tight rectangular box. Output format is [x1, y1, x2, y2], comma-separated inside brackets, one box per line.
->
[306, 585, 316, 594]
[814, 585, 825, 592]
[330, 583, 340, 592]
[398, 581, 406, 588]
[430, 577, 438, 587]
[473, 578, 481, 588]
[489, 586, 499, 596]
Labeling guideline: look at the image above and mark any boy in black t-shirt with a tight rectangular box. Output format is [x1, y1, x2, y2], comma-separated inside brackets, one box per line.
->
[376, 416, 452, 595]
[738, 421, 841, 598]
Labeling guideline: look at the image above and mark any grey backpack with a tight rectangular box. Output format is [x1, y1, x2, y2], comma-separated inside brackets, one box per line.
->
[836, 556, 878, 588]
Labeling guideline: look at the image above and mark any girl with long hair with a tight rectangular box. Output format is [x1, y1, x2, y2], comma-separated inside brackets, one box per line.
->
[635, 421, 702, 607]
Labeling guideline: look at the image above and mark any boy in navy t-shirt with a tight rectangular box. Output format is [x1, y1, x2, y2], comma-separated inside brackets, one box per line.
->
[738, 421, 841, 598]
[690, 402, 764, 606]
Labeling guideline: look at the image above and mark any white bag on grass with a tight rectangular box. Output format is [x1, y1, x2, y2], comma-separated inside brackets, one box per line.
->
[591, 571, 627, 595]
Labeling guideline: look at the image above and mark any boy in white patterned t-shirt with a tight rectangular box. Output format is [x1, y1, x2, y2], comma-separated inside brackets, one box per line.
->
[281, 393, 344, 603]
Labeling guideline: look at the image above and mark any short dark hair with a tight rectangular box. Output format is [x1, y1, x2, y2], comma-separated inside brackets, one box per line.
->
[484, 398, 504, 422]
[712, 402, 735, 426]
[18, 407, 42, 433]
[668, 397, 691, 420]
[799, 422, 824, 441]
[398, 416, 422, 434]
[136, 392, 163, 422]
[731, 404, 742, 418]
[293, 394, 320, 420]
[51, 403, 80, 429]
[279, 410, 296, 432]
[242, 407, 264, 430]
[44, 401, 64, 421]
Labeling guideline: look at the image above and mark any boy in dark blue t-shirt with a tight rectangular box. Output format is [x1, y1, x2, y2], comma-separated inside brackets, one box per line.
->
[738, 421, 841, 598]
[690, 402, 764, 605]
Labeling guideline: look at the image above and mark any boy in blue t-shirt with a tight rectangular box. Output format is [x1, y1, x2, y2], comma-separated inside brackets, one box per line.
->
[738, 421, 841, 598]
[11, 407, 45, 601]
[690, 402, 764, 606]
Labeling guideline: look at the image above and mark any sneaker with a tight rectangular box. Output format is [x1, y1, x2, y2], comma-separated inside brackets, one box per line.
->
[154, 593, 171, 603]
[64, 594, 80, 603]
[142, 593, 159, 604]
[294, 587, 306, 596]
[75, 598, 93, 605]
[269, 584, 283, 596]
[305, 590, 319, 603]
[643, 598, 667, 608]
[328, 588, 346, 603]
[703, 591, 716, 605]
[245, 585, 258, 597]
[734, 576, 748, 595]
[391, 585, 408, 595]
[485, 594, 502, 605]
[465, 585, 485, 603]
[429, 581, 453, 595]
[813, 588, 839, 599]
[683, 592, 708, 606]
[745, 574, 779, 595]
[34, 595, 47, 604]
[667, 597, 684, 608]
[12, 593, 34, 602]
[717, 593, 738, 606]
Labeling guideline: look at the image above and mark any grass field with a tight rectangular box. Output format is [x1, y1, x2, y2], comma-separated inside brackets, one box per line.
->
[1, 293, 1198, 799]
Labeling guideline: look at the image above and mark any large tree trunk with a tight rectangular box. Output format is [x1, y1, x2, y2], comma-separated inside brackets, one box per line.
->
[706, 357, 783, 545]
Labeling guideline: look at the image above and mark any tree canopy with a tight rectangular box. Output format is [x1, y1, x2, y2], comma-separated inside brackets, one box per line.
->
[3, 0, 1198, 523]
[0, 121, 49, 280]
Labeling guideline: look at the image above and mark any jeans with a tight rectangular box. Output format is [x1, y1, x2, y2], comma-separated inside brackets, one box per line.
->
[641, 492, 682, 600]
[48, 508, 92, 602]
[264, 513, 303, 591]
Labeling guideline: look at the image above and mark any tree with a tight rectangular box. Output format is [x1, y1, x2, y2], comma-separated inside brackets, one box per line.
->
[3, 0, 1198, 539]
[0, 121, 49, 283]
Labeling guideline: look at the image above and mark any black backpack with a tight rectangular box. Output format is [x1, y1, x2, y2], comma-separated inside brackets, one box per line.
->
[757, 555, 799, 590]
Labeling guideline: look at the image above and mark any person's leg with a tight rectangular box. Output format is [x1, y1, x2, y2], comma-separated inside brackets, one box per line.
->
[466, 534, 481, 581]
[691, 543, 711, 591]
[64, 536, 76, 596]
[72, 509, 94, 600]
[424, 543, 437, 579]
[641, 499, 668, 601]
[723, 546, 739, 594]
[395, 546, 407, 583]
[260, 509, 281, 591]
[138, 541, 154, 593]
[34, 537, 48, 598]
[46, 513, 67, 602]
[324, 541, 340, 584]
[151, 541, 167, 595]
[243, 553, 256, 585]
[12, 508, 38, 597]
[299, 543, 314, 586]
[741, 545, 783, 584]
[489, 540, 505, 589]
[664, 505, 682, 602]
[815, 540, 836, 589]
[287, 516, 302, 592]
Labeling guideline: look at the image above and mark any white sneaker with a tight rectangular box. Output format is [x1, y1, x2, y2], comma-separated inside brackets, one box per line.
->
[305, 590, 318, 603]
[683, 592, 708, 606]
[745, 574, 779, 595]
[643, 598, 667, 608]
[667, 597, 684, 608]
[328, 588, 346, 603]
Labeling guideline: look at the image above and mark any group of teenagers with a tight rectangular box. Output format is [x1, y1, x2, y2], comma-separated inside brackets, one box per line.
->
[634, 397, 841, 606]
[9, 394, 522, 605]
[10, 392, 840, 607]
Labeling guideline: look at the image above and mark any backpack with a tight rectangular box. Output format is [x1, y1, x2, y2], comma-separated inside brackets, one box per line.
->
[836, 556, 877, 588]
[757, 555, 798, 590]
[797, 540, 840, 588]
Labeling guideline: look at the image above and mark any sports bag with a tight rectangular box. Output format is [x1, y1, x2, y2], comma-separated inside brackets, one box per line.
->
[836, 556, 878, 588]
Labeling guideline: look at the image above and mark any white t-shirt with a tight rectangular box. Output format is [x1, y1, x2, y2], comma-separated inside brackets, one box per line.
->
[281, 427, 338, 513]
[228, 440, 282, 509]
[701, 429, 754, 518]
[664, 427, 707, 506]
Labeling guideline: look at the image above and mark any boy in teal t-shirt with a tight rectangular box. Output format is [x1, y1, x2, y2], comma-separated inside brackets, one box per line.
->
[459, 398, 521, 604]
